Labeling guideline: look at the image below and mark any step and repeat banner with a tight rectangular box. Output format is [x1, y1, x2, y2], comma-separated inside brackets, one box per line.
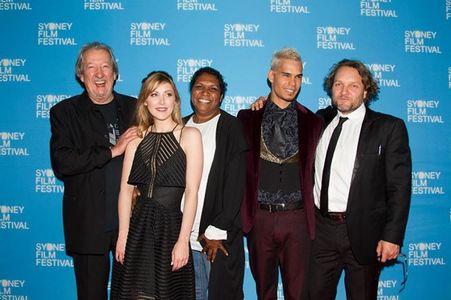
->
[1, 1, 450, 299]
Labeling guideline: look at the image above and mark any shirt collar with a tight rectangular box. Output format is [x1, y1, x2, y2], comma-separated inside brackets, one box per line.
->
[337, 103, 366, 122]
[266, 98, 296, 113]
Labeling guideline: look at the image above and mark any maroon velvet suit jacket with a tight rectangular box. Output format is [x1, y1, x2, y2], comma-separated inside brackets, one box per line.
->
[237, 101, 323, 239]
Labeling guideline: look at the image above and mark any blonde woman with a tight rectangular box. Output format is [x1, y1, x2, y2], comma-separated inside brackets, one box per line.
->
[111, 71, 202, 299]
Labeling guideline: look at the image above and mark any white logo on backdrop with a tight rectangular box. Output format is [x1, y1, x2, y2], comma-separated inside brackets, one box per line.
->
[269, 0, 310, 14]
[366, 63, 400, 87]
[35, 169, 64, 193]
[412, 171, 444, 195]
[404, 30, 442, 54]
[35, 243, 73, 268]
[0, 205, 29, 230]
[407, 99, 444, 123]
[0, 0, 31, 10]
[36, 94, 70, 118]
[177, 0, 218, 11]
[0, 279, 27, 299]
[0, 132, 29, 156]
[408, 242, 446, 266]
[37, 22, 77, 46]
[83, 0, 124, 10]
[130, 22, 170, 46]
[224, 24, 264, 47]
[316, 26, 355, 50]
[0, 58, 30, 82]
[360, 0, 398, 17]
[176, 59, 213, 82]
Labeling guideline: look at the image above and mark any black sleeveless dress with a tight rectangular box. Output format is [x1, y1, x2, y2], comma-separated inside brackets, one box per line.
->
[111, 130, 195, 299]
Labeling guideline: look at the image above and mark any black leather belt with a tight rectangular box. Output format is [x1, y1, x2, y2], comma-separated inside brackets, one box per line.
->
[258, 202, 303, 213]
[325, 212, 346, 222]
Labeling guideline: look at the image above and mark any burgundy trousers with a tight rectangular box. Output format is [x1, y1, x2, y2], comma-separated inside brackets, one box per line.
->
[247, 208, 310, 300]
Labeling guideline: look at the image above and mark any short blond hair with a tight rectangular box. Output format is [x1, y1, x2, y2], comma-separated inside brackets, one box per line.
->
[270, 47, 302, 71]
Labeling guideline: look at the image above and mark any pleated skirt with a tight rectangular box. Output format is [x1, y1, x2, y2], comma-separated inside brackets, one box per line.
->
[111, 190, 195, 300]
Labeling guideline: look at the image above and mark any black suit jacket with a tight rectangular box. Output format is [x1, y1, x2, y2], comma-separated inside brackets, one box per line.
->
[317, 106, 412, 264]
[50, 91, 136, 254]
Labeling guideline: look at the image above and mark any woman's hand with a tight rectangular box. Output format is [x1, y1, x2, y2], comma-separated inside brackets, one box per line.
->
[171, 240, 189, 271]
[115, 232, 128, 264]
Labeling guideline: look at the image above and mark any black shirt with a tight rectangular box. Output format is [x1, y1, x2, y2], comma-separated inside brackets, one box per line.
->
[95, 100, 122, 231]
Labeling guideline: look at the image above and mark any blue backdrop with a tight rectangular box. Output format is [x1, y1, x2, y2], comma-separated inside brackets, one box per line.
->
[1, 0, 450, 299]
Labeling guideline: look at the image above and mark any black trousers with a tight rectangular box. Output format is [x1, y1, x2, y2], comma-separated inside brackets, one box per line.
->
[308, 211, 380, 300]
[71, 230, 117, 300]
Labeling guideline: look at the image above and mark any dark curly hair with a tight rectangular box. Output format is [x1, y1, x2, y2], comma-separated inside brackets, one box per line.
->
[323, 59, 379, 104]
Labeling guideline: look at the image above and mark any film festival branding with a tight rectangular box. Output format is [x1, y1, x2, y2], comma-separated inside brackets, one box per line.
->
[35, 242, 73, 268]
[269, 0, 310, 14]
[360, 0, 398, 17]
[36, 94, 70, 118]
[37, 22, 77, 46]
[366, 63, 400, 88]
[407, 99, 444, 124]
[0, 0, 31, 10]
[316, 26, 356, 50]
[0, 279, 27, 300]
[408, 242, 446, 266]
[115, 60, 124, 82]
[447, 0, 451, 20]
[176, 58, 213, 82]
[377, 278, 400, 300]
[412, 171, 444, 195]
[223, 96, 258, 116]
[177, 0, 218, 11]
[224, 23, 264, 48]
[130, 22, 170, 46]
[35, 168, 64, 193]
[404, 30, 442, 54]
[0, 204, 29, 230]
[317, 97, 331, 110]
[83, 0, 124, 10]
[0, 132, 29, 156]
[0, 58, 30, 82]
[301, 61, 312, 85]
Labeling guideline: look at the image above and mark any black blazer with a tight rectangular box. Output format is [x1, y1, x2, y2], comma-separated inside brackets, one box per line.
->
[318, 106, 412, 264]
[50, 91, 136, 254]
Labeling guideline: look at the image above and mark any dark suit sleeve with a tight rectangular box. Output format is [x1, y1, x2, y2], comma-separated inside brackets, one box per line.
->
[210, 119, 248, 233]
[382, 119, 412, 245]
[50, 104, 111, 178]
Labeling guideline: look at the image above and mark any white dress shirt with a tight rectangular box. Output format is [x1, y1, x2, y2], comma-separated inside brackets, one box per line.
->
[314, 104, 366, 212]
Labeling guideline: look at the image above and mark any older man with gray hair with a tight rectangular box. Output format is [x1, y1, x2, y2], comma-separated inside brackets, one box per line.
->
[50, 42, 138, 300]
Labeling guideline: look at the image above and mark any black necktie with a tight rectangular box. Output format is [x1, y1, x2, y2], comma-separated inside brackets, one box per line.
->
[320, 117, 348, 215]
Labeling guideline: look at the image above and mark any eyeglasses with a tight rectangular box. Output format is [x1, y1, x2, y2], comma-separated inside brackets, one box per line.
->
[379, 252, 408, 294]
[396, 252, 408, 293]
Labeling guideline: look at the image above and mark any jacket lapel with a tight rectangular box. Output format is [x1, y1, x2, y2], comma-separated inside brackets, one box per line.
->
[346, 108, 379, 209]
[251, 105, 265, 176]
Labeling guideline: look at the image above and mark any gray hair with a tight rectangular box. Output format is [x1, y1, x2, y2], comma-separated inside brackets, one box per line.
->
[75, 42, 119, 79]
